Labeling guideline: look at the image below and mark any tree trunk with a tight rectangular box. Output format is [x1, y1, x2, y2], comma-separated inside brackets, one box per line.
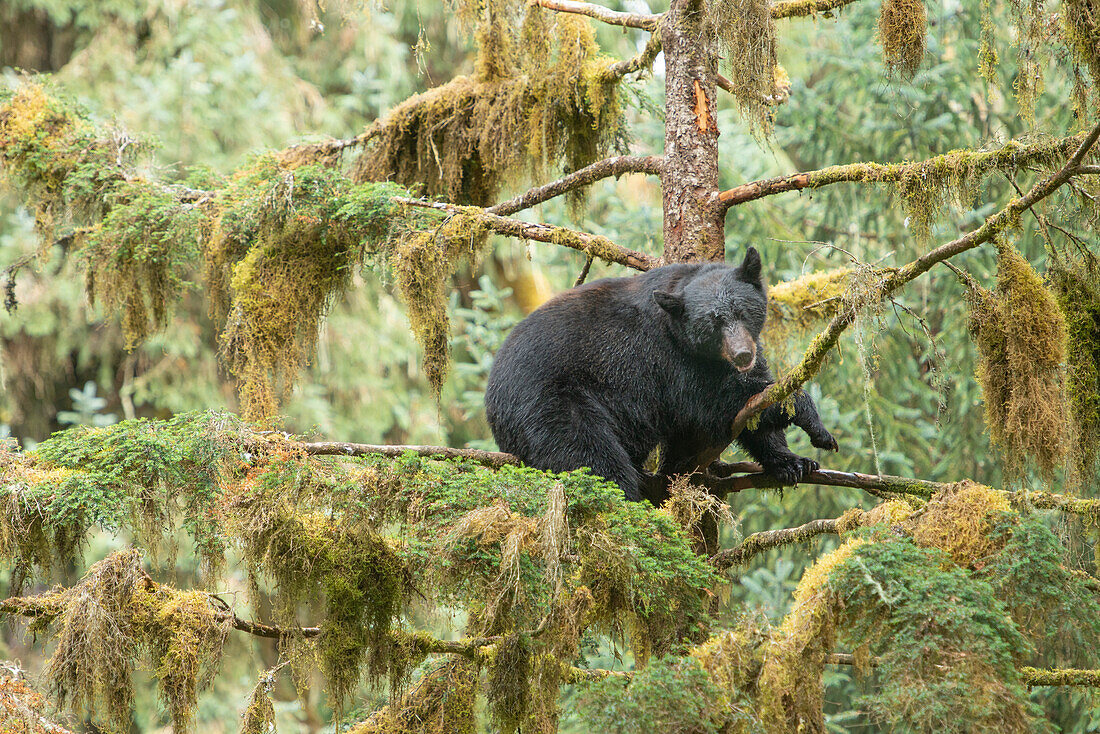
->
[660, 0, 724, 264]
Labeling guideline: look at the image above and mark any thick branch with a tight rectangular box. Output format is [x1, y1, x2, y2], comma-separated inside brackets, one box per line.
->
[730, 118, 1100, 436]
[533, 0, 660, 30]
[709, 466, 944, 498]
[717, 132, 1093, 210]
[487, 155, 663, 217]
[298, 440, 519, 469]
[711, 517, 840, 569]
[395, 197, 660, 271]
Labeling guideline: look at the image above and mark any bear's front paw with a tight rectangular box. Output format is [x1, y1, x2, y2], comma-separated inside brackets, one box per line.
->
[809, 428, 839, 452]
[761, 454, 819, 486]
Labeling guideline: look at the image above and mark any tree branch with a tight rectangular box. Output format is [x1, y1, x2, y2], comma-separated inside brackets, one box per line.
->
[296, 440, 520, 469]
[288, 440, 1100, 519]
[828, 656, 1100, 688]
[717, 131, 1093, 210]
[532, 0, 660, 30]
[394, 197, 660, 271]
[711, 517, 840, 569]
[487, 155, 663, 217]
[603, 33, 664, 79]
[729, 118, 1100, 437]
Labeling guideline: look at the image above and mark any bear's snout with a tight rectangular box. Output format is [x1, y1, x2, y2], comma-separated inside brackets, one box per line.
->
[721, 324, 757, 373]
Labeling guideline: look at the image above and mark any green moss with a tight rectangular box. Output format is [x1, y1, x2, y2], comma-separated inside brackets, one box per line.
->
[348, 659, 478, 734]
[0, 83, 133, 240]
[209, 157, 408, 418]
[487, 632, 531, 733]
[82, 182, 204, 348]
[1064, 0, 1100, 107]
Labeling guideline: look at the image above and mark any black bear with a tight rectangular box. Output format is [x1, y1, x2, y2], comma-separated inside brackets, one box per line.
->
[484, 248, 837, 503]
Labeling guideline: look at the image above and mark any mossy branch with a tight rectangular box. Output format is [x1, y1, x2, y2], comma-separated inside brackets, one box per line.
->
[294, 440, 521, 468]
[394, 198, 660, 271]
[729, 118, 1100, 439]
[828, 657, 1100, 688]
[710, 517, 840, 569]
[603, 33, 664, 79]
[533, 0, 866, 30]
[532, 0, 660, 30]
[0, 593, 503, 656]
[293, 440, 1096, 519]
[771, 0, 868, 18]
[717, 131, 1094, 210]
[488, 155, 663, 216]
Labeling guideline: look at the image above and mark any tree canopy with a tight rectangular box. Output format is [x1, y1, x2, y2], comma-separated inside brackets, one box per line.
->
[0, 0, 1099, 732]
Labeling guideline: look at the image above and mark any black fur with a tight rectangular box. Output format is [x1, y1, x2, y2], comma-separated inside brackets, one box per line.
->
[485, 248, 837, 502]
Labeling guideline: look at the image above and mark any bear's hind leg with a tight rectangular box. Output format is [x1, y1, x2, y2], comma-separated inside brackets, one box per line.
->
[519, 398, 644, 502]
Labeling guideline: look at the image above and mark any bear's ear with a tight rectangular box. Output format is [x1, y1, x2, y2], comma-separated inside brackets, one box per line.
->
[738, 247, 763, 288]
[653, 290, 685, 317]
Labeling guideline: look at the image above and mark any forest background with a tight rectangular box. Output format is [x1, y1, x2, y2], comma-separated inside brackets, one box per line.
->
[0, 0, 1098, 731]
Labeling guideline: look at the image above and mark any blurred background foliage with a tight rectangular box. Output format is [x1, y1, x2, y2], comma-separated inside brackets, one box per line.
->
[0, 0, 1095, 730]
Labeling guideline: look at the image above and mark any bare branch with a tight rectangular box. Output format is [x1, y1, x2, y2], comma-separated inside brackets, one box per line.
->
[718, 131, 1093, 210]
[771, 0, 867, 19]
[711, 517, 840, 569]
[395, 197, 660, 271]
[533, 0, 660, 30]
[1078, 164, 1100, 174]
[729, 118, 1100, 438]
[488, 155, 663, 216]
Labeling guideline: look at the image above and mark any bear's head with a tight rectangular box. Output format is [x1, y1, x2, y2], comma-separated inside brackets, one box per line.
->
[653, 248, 766, 372]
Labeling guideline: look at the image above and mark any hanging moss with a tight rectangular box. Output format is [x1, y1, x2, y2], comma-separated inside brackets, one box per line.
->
[226, 457, 411, 709]
[709, 0, 780, 138]
[238, 673, 278, 734]
[804, 136, 1075, 241]
[1064, 0, 1100, 95]
[877, 0, 926, 77]
[1050, 260, 1100, 490]
[966, 241, 1069, 479]
[351, 13, 626, 207]
[347, 659, 478, 734]
[82, 182, 205, 348]
[207, 158, 408, 418]
[763, 268, 855, 368]
[978, 0, 1000, 86]
[391, 212, 489, 394]
[140, 589, 233, 733]
[1010, 0, 1050, 122]
[487, 633, 532, 734]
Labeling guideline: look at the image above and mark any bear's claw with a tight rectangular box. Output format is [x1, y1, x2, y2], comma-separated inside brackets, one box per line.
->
[761, 454, 819, 486]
